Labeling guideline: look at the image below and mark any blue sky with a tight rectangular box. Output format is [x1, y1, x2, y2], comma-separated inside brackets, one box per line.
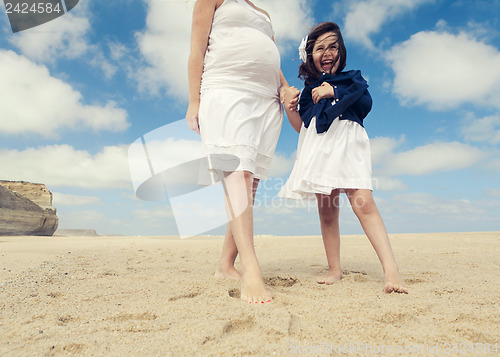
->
[1, 0, 499, 236]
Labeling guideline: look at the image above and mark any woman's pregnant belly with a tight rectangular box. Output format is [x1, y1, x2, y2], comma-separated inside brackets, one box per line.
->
[202, 28, 281, 96]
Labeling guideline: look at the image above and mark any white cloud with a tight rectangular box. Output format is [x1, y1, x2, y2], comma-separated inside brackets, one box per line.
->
[8, 7, 90, 62]
[108, 41, 129, 61]
[0, 50, 129, 136]
[0, 144, 131, 189]
[385, 142, 484, 175]
[371, 137, 484, 176]
[461, 114, 500, 145]
[269, 151, 295, 178]
[7, 2, 117, 78]
[487, 157, 500, 171]
[88, 51, 118, 80]
[349, 185, 500, 235]
[372, 176, 408, 191]
[385, 192, 500, 223]
[253, 0, 314, 53]
[0, 137, 234, 191]
[343, 0, 433, 50]
[386, 30, 500, 110]
[135, 0, 313, 99]
[464, 20, 500, 43]
[484, 188, 500, 198]
[52, 193, 102, 206]
[370, 135, 405, 168]
[135, 0, 193, 98]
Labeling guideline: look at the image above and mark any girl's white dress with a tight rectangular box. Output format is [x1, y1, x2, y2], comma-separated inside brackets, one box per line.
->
[278, 112, 373, 200]
[199, 0, 283, 180]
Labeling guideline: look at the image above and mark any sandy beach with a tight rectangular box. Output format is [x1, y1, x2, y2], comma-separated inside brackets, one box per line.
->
[0, 232, 498, 356]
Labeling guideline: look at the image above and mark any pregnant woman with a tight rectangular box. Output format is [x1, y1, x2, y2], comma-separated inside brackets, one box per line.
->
[186, 0, 289, 304]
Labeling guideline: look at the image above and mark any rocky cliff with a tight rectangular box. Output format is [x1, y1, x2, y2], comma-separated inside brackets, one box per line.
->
[0, 181, 58, 236]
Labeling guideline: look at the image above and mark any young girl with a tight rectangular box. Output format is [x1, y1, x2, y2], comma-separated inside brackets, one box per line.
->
[279, 22, 407, 294]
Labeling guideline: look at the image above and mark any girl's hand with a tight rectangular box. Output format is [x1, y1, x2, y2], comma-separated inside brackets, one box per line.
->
[312, 82, 334, 104]
[282, 86, 300, 112]
[186, 102, 200, 135]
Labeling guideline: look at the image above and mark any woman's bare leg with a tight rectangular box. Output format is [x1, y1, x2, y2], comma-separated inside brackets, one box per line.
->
[223, 171, 270, 303]
[214, 178, 259, 280]
[214, 225, 240, 280]
[316, 190, 342, 284]
[346, 189, 408, 294]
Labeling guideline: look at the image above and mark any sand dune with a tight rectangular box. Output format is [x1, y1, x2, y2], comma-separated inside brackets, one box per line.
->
[0, 232, 498, 356]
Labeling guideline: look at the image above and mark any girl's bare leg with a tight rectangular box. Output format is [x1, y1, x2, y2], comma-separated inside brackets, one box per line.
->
[346, 189, 408, 294]
[214, 178, 259, 280]
[223, 171, 271, 303]
[316, 190, 342, 284]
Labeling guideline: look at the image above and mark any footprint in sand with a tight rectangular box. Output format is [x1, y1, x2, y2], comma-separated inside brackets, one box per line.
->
[288, 314, 301, 336]
[47, 292, 63, 298]
[405, 277, 427, 284]
[222, 316, 255, 334]
[344, 270, 369, 283]
[57, 315, 74, 326]
[61, 343, 85, 353]
[228, 288, 240, 298]
[264, 276, 299, 287]
[168, 291, 201, 301]
[350, 270, 368, 275]
[352, 274, 368, 282]
[227, 277, 298, 299]
[109, 312, 157, 322]
[377, 312, 413, 327]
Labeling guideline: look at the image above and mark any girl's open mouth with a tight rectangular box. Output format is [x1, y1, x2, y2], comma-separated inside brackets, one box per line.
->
[322, 59, 333, 72]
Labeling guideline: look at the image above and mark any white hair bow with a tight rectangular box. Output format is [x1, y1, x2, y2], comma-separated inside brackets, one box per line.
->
[298, 36, 308, 63]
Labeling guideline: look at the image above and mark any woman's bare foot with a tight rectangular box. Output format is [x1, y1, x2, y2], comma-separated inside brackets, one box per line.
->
[239, 266, 272, 304]
[214, 265, 240, 280]
[384, 269, 408, 294]
[317, 269, 342, 285]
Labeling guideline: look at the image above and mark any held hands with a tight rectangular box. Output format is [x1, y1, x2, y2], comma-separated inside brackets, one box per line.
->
[281, 86, 301, 112]
[311, 82, 334, 104]
[186, 102, 200, 135]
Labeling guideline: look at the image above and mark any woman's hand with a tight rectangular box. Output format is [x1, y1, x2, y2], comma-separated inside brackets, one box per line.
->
[279, 85, 288, 104]
[282, 86, 300, 112]
[311, 82, 334, 104]
[186, 0, 217, 136]
[186, 102, 200, 135]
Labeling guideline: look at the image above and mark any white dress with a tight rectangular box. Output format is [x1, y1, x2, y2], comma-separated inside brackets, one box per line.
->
[278, 113, 373, 201]
[199, 0, 283, 180]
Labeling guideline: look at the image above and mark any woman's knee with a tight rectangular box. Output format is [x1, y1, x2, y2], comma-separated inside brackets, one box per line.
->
[242, 170, 254, 178]
[224, 170, 254, 186]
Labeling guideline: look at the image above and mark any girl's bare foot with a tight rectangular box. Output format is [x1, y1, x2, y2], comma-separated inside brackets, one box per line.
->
[214, 265, 240, 280]
[384, 282, 408, 294]
[384, 269, 408, 294]
[240, 266, 272, 304]
[317, 269, 342, 285]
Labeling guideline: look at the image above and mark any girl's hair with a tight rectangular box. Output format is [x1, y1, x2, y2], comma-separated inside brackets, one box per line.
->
[299, 22, 347, 84]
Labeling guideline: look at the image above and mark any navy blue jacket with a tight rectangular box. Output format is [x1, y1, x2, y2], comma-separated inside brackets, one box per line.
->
[299, 70, 372, 133]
